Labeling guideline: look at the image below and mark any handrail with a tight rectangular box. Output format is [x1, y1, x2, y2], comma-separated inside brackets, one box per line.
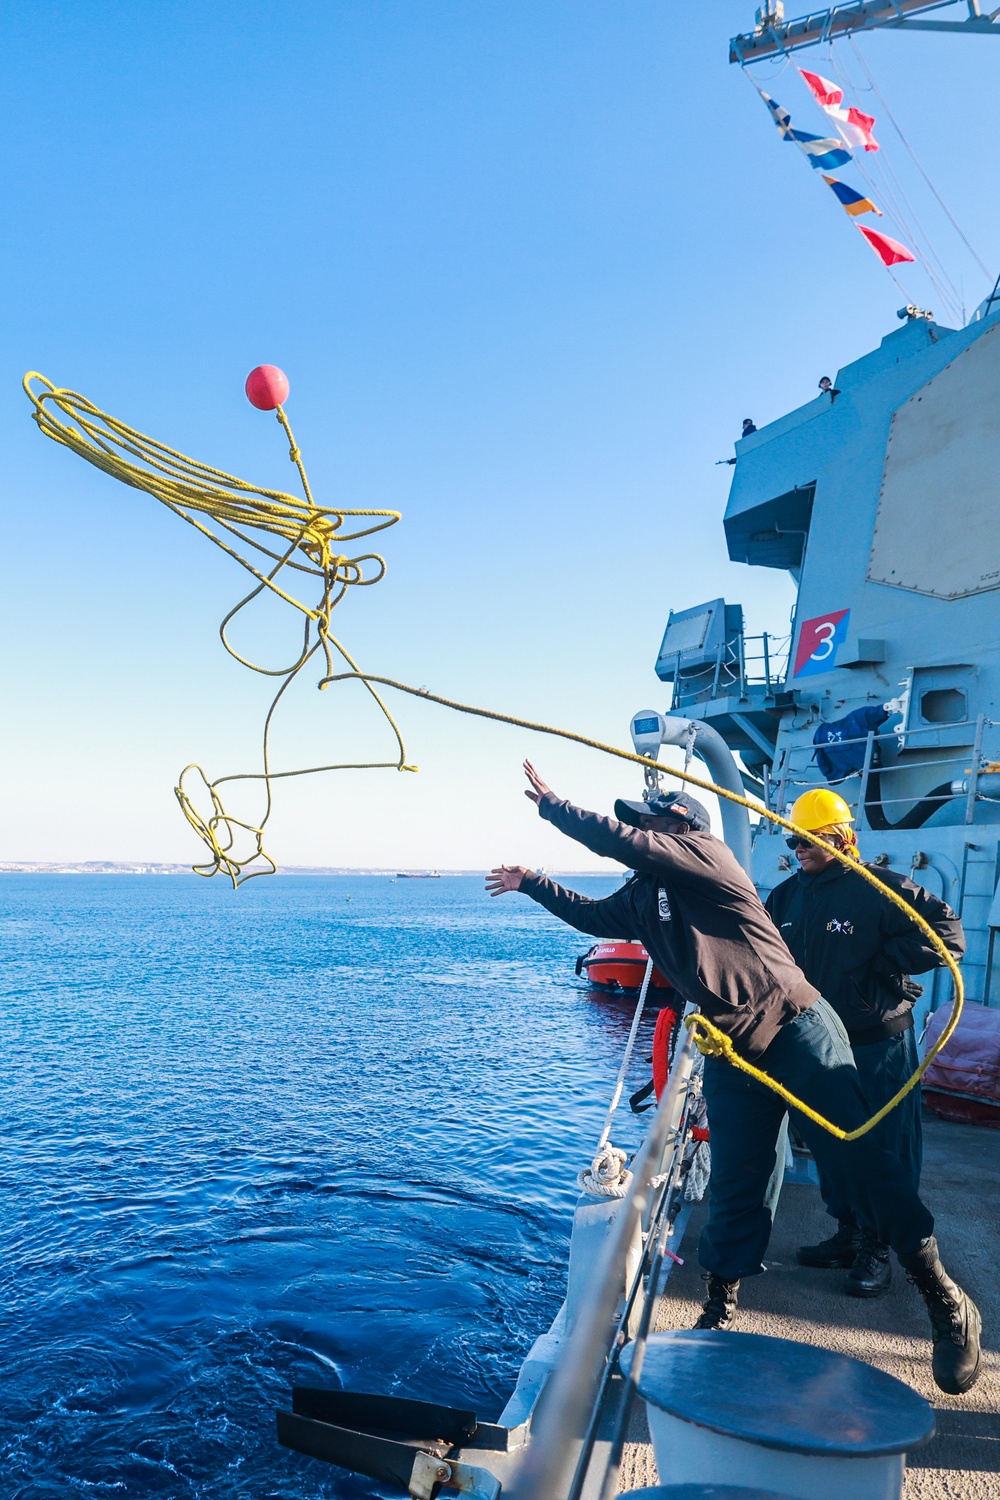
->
[669, 630, 791, 708]
[856, 729, 877, 828]
[509, 1032, 697, 1500]
[763, 717, 1000, 825]
[783, 717, 998, 752]
[965, 715, 987, 825]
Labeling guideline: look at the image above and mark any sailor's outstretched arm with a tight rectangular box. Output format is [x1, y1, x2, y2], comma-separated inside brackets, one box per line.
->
[522, 761, 717, 883]
[485, 864, 635, 939]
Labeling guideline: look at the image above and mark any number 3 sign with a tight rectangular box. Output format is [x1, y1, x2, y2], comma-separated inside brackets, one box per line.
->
[793, 608, 850, 678]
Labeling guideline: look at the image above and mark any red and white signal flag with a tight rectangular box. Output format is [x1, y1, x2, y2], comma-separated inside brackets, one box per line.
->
[799, 68, 880, 152]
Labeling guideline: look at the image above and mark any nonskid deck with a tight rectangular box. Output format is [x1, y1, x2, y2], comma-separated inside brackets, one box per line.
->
[617, 1112, 1000, 1498]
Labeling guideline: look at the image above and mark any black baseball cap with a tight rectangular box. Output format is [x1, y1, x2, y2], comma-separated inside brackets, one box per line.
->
[614, 789, 711, 833]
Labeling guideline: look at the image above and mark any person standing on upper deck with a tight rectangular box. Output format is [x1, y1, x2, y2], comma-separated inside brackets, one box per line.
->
[765, 788, 964, 1298]
[485, 761, 982, 1397]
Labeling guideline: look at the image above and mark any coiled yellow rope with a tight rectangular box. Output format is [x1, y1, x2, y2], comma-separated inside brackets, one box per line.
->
[24, 373, 963, 1137]
[23, 372, 417, 885]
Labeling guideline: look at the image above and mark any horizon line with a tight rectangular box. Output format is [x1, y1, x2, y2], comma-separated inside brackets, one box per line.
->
[0, 861, 620, 877]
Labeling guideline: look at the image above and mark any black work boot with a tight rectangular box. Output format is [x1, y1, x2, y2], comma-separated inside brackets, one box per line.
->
[898, 1236, 982, 1395]
[693, 1274, 740, 1331]
[796, 1220, 862, 1268]
[845, 1235, 892, 1298]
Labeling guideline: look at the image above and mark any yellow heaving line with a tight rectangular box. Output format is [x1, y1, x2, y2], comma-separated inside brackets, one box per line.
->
[23, 371, 964, 1140]
[23, 371, 418, 887]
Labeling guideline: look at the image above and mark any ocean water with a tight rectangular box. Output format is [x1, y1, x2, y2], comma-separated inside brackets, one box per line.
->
[0, 873, 659, 1499]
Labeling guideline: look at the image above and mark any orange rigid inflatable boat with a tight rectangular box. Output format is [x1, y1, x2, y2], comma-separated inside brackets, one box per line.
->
[575, 940, 671, 995]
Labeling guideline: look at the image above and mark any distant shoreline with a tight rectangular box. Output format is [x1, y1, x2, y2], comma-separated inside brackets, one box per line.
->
[0, 863, 617, 877]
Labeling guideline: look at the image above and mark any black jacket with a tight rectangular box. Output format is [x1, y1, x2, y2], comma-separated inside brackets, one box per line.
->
[765, 862, 965, 1044]
[521, 794, 818, 1060]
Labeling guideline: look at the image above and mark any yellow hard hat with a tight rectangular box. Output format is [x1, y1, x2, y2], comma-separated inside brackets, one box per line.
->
[789, 788, 854, 831]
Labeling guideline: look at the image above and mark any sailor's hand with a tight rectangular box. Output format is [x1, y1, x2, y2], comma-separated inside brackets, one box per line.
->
[486, 865, 529, 897]
[524, 760, 552, 807]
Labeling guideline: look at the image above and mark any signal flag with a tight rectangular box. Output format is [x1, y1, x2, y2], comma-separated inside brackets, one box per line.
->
[799, 68, 879, 152]
[857, 224, 916, 267]
[822, 175, 882, 217]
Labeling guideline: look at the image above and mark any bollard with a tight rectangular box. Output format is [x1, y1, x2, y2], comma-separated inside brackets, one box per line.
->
[619, 1331, 934, 1500]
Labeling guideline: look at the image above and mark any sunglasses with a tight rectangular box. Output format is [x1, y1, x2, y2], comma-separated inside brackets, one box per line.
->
[785, 834, 842, 851]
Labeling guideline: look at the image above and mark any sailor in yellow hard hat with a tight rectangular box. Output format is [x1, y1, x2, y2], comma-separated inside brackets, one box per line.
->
[766, 787, 965, 1298]
[783, 788, 857, 852]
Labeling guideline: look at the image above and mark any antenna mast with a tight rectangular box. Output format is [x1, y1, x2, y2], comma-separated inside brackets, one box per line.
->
[731, 1, 1000, 64]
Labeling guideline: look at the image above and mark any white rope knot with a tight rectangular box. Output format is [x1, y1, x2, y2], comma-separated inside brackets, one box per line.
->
[578, 1143, 633, 1199]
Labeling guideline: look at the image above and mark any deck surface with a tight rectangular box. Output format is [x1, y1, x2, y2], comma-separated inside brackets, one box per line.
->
[618, 1111, 1000, 1498]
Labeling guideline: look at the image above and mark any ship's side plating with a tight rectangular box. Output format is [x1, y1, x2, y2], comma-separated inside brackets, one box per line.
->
[658, 303, 1000, 1025]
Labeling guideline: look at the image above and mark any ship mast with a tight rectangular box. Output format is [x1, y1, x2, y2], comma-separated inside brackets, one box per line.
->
[731, 0, 1000, 64]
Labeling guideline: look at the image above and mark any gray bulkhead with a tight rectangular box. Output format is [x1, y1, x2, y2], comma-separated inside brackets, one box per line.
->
[658, 306, 1000, 1022]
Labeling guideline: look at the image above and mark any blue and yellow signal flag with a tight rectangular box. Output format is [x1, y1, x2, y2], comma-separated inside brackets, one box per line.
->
[822, 175, 882, 217]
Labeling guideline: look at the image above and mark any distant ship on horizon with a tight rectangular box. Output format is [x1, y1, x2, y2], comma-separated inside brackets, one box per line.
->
[395, 870, 441, 878]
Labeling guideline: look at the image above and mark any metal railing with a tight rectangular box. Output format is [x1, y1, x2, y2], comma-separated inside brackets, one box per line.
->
[767, 716, 998, 831]
[509, 1033, 698, 1500]
[670, 632, 791, 709]
[743, 631, 791, 694]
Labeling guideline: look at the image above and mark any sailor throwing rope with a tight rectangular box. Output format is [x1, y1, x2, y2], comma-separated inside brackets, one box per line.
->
[485, 760, 983, 1397]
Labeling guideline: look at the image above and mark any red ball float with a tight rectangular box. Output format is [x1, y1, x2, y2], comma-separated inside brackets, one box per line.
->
[245, 364, 290, 411]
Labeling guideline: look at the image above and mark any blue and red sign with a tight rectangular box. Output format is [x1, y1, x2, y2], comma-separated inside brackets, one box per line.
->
[793, 608, 850, 678]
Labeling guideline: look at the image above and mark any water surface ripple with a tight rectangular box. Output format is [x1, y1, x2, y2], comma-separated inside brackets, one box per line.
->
[0, 874, 656, 1498]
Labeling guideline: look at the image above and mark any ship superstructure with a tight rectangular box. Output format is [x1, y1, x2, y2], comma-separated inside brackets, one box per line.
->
[658, 299, 1000, 1025]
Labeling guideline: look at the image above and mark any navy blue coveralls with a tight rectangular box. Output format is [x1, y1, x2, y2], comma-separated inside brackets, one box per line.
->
[520, 794, 934, 1281]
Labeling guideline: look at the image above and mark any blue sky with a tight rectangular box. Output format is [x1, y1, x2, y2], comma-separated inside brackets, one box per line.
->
[3, 2, 998, 872]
